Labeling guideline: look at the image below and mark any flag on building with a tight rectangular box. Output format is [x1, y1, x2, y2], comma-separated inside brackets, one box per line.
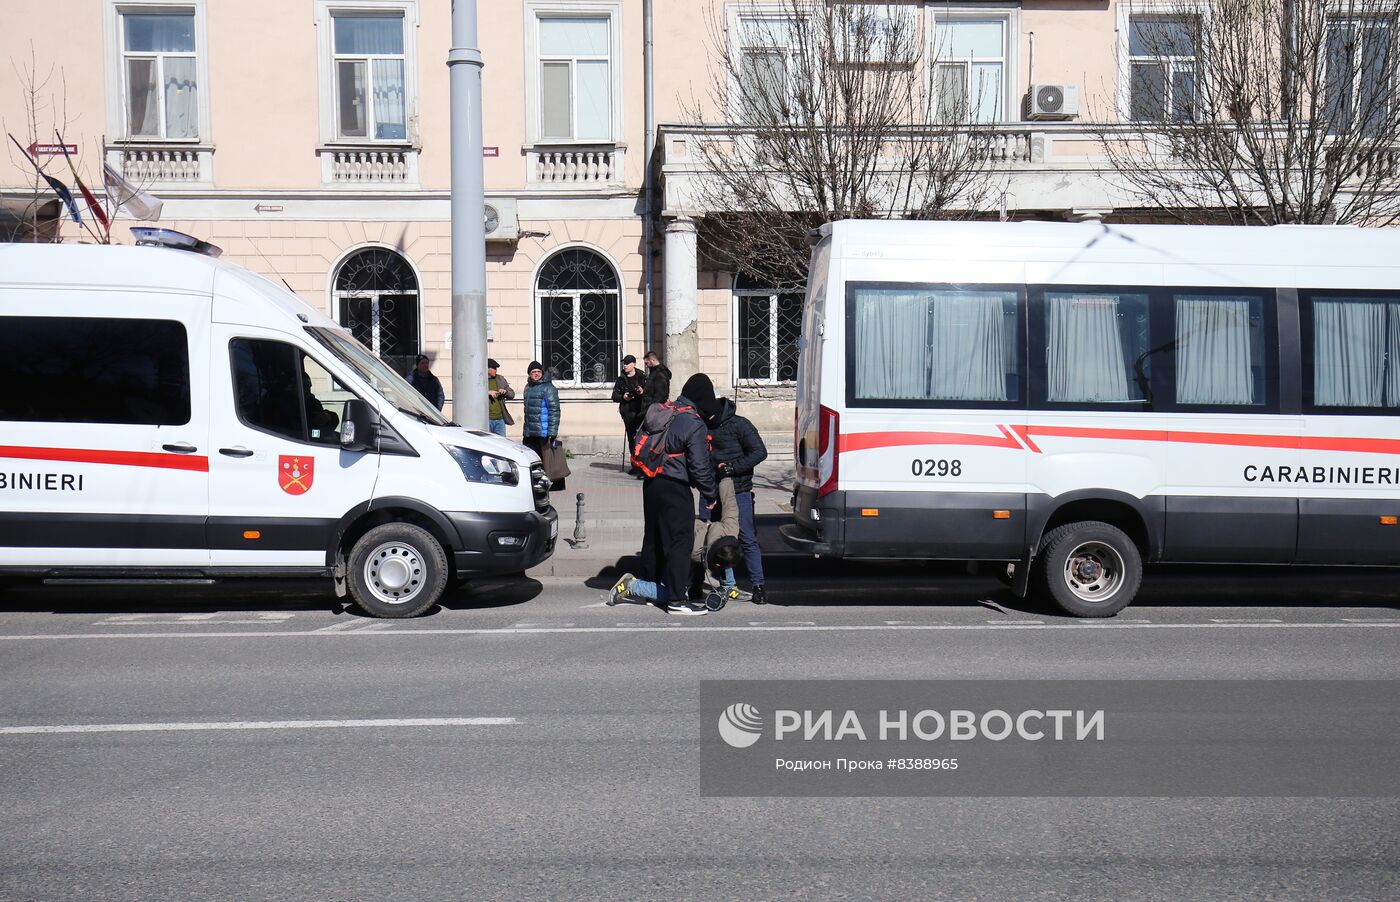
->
[40, 172, 83, 224]
[58, 140, 109, 232]
[102, 162, 163, 221]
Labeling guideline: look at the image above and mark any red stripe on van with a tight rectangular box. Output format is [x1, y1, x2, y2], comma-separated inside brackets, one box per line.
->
[0, 445, 209, 472]
[839, 430, 1023, 453]
[841, 425, 1400, 457]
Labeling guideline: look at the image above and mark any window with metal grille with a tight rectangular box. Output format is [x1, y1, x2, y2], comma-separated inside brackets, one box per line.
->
[536, 247, 620, 386]
[734, 272, 802, 385]
[333, 247, 421, 378]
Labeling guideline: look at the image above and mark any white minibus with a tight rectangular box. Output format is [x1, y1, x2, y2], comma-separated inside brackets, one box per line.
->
[0, 233, 557, 617]
[785, 220, 1400, 616]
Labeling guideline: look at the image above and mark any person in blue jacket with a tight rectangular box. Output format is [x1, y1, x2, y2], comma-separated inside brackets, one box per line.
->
[522, 361, 562, 487]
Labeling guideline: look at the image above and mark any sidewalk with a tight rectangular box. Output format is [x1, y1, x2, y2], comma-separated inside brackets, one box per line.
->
[526, 448, 797, 578]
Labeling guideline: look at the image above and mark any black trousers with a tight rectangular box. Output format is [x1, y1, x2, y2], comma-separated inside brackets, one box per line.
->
[640, 476, 695, 603]
[623, 417, 641, 467]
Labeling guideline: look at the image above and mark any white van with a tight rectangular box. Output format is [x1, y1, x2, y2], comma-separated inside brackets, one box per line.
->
[0, 234, 557, 617]
[787, 219, 1400, 616]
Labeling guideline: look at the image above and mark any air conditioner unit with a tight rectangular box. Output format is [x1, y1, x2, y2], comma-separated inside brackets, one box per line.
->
[1025, 84, 1080, 120]
[484, 197, 519, 242]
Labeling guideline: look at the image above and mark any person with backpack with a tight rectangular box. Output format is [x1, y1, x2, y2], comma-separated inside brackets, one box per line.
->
[608, 373, 719, 616]
[707, 396, 770, 604]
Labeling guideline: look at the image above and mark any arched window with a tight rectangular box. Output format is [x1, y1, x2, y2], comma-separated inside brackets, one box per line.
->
[734, 270, 802, 384]
[333, 247, 421, 377]
[536, 247, 620, 385]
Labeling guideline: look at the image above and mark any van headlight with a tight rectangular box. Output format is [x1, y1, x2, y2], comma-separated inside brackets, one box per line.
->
[444, 445, 519, 486]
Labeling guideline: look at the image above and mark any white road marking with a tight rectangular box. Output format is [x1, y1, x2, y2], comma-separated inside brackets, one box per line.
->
[0, 717, 519, 736]
[2, 621, 1399, 640]
[313, 620, 366, 633]
[991, 619, 1043, 625]
[353, 621, 394, 632]
[99, 613, 298, 625]
[1210, 618, 1284, 623]
[513, 622, 574, 628]
[749, 621, 816, 626]
[883, 620, 912, 625]
[1341, 617, 1400, 623]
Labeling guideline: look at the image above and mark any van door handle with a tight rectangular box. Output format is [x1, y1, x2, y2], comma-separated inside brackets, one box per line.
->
[162, 442, 198, 454]
[219, 446, 255, 458]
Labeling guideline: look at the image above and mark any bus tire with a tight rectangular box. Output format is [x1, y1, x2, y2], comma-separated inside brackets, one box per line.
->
[1033, 521, 1141, 618]
[346, 522, 448, 619]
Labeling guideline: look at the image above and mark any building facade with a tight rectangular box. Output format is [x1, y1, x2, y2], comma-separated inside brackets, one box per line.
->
[0, 1, 1320, 446]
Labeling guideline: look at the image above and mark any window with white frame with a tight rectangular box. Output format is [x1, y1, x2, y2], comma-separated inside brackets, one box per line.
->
[537, 16, 613, 141]
[119, 7, 199, 139]
[732, 12, 804, 124]
[1325, 18, 1395, 137]
[536, 248, 621, 386]
[933, 18, 1009, 123]
[1128, 14, 1198, 122]
[331, 12, 408, 141]
[834, 3, 917, 66]
[734, 272, 802, 384]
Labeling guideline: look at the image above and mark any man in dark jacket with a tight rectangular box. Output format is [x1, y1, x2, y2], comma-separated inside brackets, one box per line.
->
[609, 372, 719, 616]
[642, 350, 671, 407]
[407, 355, 445, 410]
[611, 354, 646, 474]
[707, 397, 770, 604]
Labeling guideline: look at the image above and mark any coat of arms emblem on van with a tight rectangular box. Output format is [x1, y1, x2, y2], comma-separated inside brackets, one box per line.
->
[279, 456, 314, 495]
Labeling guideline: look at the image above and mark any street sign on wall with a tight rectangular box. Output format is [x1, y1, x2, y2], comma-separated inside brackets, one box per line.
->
[27, 143, 78, 156]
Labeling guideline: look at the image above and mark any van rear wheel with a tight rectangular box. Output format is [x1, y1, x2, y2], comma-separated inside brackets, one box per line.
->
[347, 522, 448, 618]
[1032, 521, 1141, 618]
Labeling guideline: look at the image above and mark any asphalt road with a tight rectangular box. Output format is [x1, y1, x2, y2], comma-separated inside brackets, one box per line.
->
[1, 565, 1398, 900]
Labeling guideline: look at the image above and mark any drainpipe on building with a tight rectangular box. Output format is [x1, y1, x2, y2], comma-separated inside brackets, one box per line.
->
[448, 0, 488, 428]
[642, 0, 655, 352]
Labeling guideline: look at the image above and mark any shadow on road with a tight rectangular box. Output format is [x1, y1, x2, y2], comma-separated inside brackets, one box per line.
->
[0, 574, 544, 618]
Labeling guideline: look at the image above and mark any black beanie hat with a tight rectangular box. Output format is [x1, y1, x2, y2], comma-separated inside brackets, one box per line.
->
[487, 358, 500, 369]
[681, 373, 720, 418]
[527, 361, 543, 376]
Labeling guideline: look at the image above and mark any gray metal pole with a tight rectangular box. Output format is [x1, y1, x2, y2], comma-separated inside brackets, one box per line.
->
[642, 0, 655, 351]
[448, 0, 488, 428]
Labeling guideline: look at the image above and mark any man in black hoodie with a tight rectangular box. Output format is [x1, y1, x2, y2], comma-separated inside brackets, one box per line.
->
[609, 372, 719, 616]
[642, 350, 671, 407]
[707, 397, 769, 604]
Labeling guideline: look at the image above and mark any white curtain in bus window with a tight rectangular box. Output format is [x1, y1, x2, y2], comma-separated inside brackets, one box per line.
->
[1045, 292, 1147, 403]
[1175, 296, 1258, 405]
[1312, 299, 1400, 407]
[853, 287, 1015, 401]
[927, 291, 1010, 400]
[854, 289, 928, 399]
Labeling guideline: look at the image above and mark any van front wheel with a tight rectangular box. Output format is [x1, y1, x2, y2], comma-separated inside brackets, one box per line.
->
[1032, 521, 1141, 618]
[347, 522, 448, 618]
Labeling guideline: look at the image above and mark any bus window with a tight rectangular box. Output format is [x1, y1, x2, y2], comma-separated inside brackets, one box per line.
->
[850, 285, 1020, 406]
[1174, 293, 1267, 407]
[1042, 290, 1151, 405]
[1306, 294, 1400, 411]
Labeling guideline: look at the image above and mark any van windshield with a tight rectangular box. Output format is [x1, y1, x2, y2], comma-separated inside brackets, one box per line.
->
[306, 326, 452, 426]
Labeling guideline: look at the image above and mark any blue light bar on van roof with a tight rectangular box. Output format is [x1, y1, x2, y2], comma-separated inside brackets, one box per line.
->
[130, 227, 223, 258]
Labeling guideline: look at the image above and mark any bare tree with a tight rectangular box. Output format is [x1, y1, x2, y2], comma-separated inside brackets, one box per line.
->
[1098, 0, 1400, 225]
[680, 0, 1004, 288]
[2, 45, 110, 243]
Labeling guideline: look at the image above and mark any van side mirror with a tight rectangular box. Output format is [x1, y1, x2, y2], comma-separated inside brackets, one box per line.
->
[341, 399, 381, 452]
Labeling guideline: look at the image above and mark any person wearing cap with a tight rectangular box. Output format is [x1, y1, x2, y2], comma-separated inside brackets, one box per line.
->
[609, 372, 719, 616]
[407, 354, 445, 410]
[611, 354, 646, 474]
[486, 358, 515, 437]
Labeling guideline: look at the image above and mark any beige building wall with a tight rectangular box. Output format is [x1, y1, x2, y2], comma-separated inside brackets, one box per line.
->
[3, 1, 1158, 449]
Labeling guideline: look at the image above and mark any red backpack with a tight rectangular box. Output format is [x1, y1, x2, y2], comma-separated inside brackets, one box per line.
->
[631, 401, 695, 478]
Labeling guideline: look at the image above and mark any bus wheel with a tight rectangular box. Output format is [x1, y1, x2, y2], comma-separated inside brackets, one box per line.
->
[347, 522, 448, 618]
[1033, 521, 1141, 618]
